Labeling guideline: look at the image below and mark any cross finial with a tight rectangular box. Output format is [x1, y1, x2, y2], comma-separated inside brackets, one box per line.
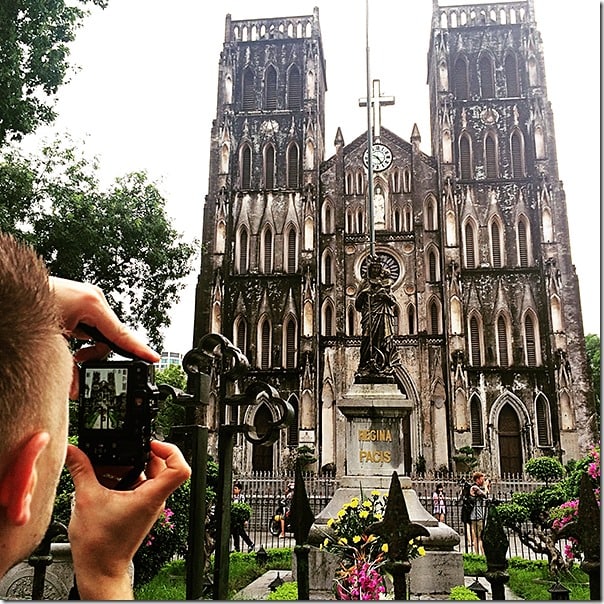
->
[359, 79, 395, 141]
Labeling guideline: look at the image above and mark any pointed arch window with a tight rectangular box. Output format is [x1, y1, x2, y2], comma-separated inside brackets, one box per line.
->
[240, 144, 252, 189]
[284, 316, 297, 369]
[345, 172, 354, 195]
[490, 219, 503, 268]
[497, 314, 510, 366]
[425, 195, 437, 230]
[459, 133, 473, 179]
[287, 64, 302, 110]
[479, 53, 495, 98]
[407, 304, 416, 335]
[404, 205, 413, 232]
[346, 209, 354, 233]
[470, 394, 485, 446]
[285, 226, 297, 273]
[235, 316, 248, 357]
[264, 144, 275, 189]
[264, 65, 277, 110]
[504, 52, 520, 97]
[356, 209, 364, 233]
[393, 305, 400, 335]
[347, 305, 355, 335]
[287, 143, 300, 188]
[517, 216, 530, 267]
[242, 67, 255, 111]
[429, 299, 440, 335]
[394, 208, 402, 232]
[237, 227, 249, 274]
[391, 169, 401, 193]
[453, 55, 469, 99]
[469, 314, 482, 366]
[402, 167, 412, 193]
[535, 394, 552, 446]
[511, 129, 526, 178]
[261, 226, 273, 274]
[323, 302, 335, 336]
[259, 318, 272, 369]
[322, 200, 334, 233]
[322, 251, 334, 285]
[356, 171, 365, 195]
[464, 220, 477, 268]
[427, 249, 438, 282]
[484, 131, 498, 178]
[524, 312, 538, 366]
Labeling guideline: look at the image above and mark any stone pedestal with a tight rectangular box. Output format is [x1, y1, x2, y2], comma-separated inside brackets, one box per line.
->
[303, 378, 464, 598]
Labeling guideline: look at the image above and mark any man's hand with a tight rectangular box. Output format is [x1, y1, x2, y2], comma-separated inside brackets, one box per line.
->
[65, 440, 191, 600]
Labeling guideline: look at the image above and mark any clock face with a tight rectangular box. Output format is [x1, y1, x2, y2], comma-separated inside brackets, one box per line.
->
[363, 143, 393, 172]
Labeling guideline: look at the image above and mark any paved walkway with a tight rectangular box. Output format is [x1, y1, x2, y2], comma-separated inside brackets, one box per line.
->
[233, 570, 523, 600]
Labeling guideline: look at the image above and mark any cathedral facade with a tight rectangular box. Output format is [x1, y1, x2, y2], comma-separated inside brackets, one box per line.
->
[193, 1, 597, 477]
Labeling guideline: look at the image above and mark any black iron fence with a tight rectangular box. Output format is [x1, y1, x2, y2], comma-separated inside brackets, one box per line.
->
[232, 471, 569, 560]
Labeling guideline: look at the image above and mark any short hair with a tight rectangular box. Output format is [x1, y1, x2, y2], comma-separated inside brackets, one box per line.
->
[472, 471, 485, 481]
[0, 233, 67, 460]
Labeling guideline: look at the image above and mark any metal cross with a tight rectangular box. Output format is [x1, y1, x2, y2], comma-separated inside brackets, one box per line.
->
[359, 79, 395, 141]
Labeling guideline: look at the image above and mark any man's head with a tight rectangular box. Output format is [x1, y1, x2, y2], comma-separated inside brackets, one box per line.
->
[0, 234, 73, 573]
[472, 471, 485, 485]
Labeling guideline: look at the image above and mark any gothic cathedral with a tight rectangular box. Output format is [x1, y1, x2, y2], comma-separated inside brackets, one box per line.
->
[193, 2, 597, 477]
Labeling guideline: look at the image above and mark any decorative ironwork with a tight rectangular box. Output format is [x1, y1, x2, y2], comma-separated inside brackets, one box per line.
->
[366, 471, 429, 600]
[186, 333, 294, 601]
[482, 501, 509, 600]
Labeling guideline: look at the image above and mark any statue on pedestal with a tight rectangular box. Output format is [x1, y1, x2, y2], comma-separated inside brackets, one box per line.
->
[355, 256, 400, 378]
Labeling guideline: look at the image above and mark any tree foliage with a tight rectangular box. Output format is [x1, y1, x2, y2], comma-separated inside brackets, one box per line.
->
[0, 0, 107, 145]
[0, 139, 196, 349]
[496, 447, 600, 574]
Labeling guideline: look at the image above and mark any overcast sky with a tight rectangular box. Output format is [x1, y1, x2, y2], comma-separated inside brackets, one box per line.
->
[29, 0, 600, 353]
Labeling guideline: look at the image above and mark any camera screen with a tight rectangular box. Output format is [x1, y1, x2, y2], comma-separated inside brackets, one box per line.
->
[82, 367, 129, 430]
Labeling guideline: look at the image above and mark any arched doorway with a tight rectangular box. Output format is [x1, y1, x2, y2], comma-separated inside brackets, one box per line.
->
[498, 403, 523, 474]
[251, 403, 273, 472]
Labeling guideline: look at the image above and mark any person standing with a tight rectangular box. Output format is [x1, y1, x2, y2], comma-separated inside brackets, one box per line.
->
[432, 483, 446, 523]
[231, 482, 254, 553]
[469, 471, 490, 554]
[279, 482, 295, 538]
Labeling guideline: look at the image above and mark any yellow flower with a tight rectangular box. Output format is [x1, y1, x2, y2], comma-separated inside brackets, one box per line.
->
[371, 490, 381, 497]
[362, 500, 372, 509]
[327, 518, 334, 527]
[366, 534, 377, 544]
[359, 510, 369, 519]
[350, 497, 359, 508]
[339, 537, 348, 545]
[375, 513, 382, 520]
[324, 538, 330, 547]
[381, 543, 389, 553]
[418, 546, 426, 556]
[337, 509, 346, 518]
[353, 535, 361, 544]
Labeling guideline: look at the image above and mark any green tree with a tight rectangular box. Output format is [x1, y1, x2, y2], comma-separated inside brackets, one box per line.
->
[585, 333, 600, 411]
[0, 140, 196, 349]
[0, 0, 107, 145]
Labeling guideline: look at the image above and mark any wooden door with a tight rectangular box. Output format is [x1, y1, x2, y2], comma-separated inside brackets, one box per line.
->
[251, 404, 273, 472]
[498, 403, 523, 474]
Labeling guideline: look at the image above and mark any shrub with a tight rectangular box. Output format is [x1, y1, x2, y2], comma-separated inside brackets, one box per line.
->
[525, 456, 565, 484]
[448, 585, 480, 600]
[267, 581, 297, 600]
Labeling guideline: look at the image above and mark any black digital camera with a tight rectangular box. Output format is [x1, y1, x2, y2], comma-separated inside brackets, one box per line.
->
[78, 360, 159, 480]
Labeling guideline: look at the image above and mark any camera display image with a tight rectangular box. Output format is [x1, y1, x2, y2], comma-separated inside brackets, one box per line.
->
[82, 367, 129, 430]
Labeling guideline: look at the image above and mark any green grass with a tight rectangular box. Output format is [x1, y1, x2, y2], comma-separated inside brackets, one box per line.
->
[462, 554, 590, 601]
[134, 548, 293, 600]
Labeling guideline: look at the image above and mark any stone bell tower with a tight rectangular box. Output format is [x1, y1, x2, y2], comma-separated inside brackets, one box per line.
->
[427, 0, 597, 472]
[193, 9, 327, 471]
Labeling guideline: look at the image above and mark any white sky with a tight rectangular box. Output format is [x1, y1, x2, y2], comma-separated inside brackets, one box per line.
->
[29, 1, 600, 353]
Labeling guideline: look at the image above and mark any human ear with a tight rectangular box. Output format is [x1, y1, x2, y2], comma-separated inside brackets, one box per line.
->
[0, 432, 50, 526]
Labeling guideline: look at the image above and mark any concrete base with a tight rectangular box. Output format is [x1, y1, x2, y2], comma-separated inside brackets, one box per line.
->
[307, 482, 464, 598]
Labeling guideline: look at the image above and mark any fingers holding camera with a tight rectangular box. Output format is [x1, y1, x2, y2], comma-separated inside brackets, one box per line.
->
[50, 276, 159, 363]
[65, 443, 190, 599]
